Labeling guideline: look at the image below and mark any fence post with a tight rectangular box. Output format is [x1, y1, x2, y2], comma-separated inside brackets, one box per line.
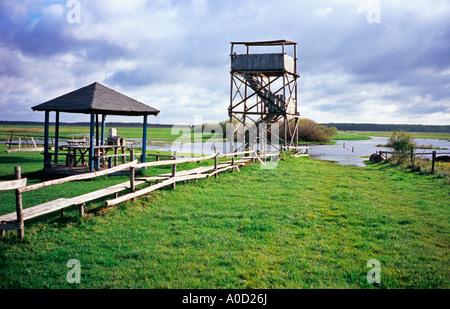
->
[410, 147, 414, 166]
[9, 132, 14, 149]
[172, 151, 177, 189]
[79, 203, 85, 217]
[15, 166, 24, 240]
[231, 153, 235, 172]
[130, 149, 135, 193]
[431, 151, 436, 174]
[214, 147, 218, 178]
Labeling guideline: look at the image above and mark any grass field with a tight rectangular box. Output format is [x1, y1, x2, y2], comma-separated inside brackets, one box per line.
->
[0, 146, 448, 289]
[2, 123, 449, 144]
[337, 131, 450, 140]
[0, 124, 187, 141]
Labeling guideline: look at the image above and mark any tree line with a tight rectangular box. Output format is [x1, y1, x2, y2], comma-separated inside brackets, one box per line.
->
[320, 123, 450, 133]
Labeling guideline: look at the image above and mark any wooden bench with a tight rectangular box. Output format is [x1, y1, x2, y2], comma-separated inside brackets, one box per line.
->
[147, 153, 174, 161]
[0, 160, 138, 239]
[1, 151, 257, 240]
[0, 179, 146, 224]
[0, 169, 27, 237]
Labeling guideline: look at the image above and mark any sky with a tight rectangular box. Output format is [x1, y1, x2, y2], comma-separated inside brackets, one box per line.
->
[0, 0, 449, 125]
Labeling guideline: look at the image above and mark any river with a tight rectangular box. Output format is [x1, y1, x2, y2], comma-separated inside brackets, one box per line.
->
[142, 136, 450, 167]
[9, 135, 447, 168]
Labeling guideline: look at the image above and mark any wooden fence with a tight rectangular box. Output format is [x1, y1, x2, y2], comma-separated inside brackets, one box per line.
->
[3, 131, 43, 153]
[0, 149, 267, 240]
[377, 149, 450, 173]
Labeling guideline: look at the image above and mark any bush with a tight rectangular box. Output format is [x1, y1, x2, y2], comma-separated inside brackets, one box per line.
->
[386, 130, 416, 164]
[217, 118, 338, 144]
[284, 118, 337, 143]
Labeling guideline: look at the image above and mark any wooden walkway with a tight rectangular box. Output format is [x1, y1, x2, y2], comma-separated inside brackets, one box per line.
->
[0, 151, 256, 239]
[0, 179, 146, 223]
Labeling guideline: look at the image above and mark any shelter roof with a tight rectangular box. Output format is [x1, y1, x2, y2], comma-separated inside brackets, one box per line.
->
[31, 82, 160, 116]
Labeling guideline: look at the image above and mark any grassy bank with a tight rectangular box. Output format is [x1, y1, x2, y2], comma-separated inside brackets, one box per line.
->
[0, 148, 448, 289]
[3, 124, 449, 148]
[339, 131, 450, 140]
[333, 132, 372, 140]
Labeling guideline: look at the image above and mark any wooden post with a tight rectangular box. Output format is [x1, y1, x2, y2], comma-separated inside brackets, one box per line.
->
[142, 115, 148, 165]
[96, 114, 100, 147]
[431, 151, 436, 174]
[410, 147, 414, 166]
[114, 147, 118, 166]
[101, 114, 106, 146]
[9, 132, 14, 149]
[54, 111, 60, 163]
[89, 112, 95, 172]
[18, 138, 21, 148]
[121, 146, 126, 164]
[263, 140, 266, 163]
[130, 149, 135, 192]
[44, 111, 51, 168]
[231, 154, 235, 172]
[15, 166, 24, 240]
[172, 151, 177, 189]
[24, 135, 30, 148]
[79, 203, 85, 217]
[214, 147, 218, 178]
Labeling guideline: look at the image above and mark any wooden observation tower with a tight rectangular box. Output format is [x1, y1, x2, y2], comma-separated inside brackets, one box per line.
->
[229, 40, 300, 152]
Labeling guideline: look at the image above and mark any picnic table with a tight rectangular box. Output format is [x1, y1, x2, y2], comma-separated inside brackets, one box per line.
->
[66, 139, 87, 146]
[67, 145, 128, 169]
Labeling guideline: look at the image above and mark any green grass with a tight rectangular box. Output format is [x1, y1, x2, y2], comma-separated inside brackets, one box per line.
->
[339, 131, 450, 140]
[0, 148, 448, 289]
[333, 132, 372, 140]
[0, 124, 225, 143]
[0, 124, 186, 141]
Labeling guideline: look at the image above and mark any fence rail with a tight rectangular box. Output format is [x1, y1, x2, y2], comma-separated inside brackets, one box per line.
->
[377, 149, 450, 173]
[0, 149, 272, 240]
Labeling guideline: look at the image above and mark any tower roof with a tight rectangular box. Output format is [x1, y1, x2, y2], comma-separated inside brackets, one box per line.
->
[230, 40, 296, 46]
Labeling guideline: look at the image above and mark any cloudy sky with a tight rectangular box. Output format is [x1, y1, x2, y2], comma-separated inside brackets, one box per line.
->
[0, 0, 449, 125]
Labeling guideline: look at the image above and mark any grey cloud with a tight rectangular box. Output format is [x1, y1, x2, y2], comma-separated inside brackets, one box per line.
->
[0, 0, 449, 124]
[106, 68, 160, 88]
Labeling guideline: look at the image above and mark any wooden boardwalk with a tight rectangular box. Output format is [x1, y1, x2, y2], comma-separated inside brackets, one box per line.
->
[0, 179, 146, 223]
[0, 151, 256, 239]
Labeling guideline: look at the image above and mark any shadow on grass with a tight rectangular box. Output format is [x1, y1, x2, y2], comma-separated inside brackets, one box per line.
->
[10, 182, 177, 239]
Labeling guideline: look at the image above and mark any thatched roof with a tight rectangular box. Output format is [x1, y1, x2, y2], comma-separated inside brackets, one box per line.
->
[32, 82, 160, 116]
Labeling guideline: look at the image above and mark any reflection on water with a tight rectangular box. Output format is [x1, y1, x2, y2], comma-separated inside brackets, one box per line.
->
[309, 137, 390, 167]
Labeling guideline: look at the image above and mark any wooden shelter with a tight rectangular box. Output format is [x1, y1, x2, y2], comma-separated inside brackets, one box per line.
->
[31, 82, 160, 172]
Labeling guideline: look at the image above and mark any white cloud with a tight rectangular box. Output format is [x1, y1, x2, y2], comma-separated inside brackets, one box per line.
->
[314, 7, 333, 18]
